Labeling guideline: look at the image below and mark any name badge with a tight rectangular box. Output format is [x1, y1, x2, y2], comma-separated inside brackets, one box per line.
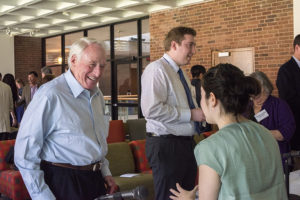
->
[254, 109, 269, 122]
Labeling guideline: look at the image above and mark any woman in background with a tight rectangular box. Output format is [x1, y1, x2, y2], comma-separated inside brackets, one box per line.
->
[249, 71, 295, 156]
[15, 78, 25, 125]
[170, 64, 287, 200]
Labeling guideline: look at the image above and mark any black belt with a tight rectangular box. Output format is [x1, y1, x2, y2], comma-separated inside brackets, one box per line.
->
[42, 160, 102, 171]
[146, 132, 193, 140]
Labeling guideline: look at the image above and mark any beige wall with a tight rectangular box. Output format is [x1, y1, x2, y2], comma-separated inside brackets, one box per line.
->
[294, 0, 300, 36]
[0, 33, 14, 77]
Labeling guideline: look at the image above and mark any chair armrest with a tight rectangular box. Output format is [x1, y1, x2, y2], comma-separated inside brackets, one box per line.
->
[0, 139, 16, 170]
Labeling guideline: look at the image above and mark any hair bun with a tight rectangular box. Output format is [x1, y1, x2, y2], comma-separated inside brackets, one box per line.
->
[202, 63, 261, 116]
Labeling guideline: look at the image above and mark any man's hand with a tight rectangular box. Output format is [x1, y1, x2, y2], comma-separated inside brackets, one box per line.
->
[191, 108, 206, 122]
[104, 175, 118, 194]
[170, 183, 198, 200]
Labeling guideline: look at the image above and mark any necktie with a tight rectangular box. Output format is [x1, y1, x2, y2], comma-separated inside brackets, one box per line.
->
[178, 68, 203, 134]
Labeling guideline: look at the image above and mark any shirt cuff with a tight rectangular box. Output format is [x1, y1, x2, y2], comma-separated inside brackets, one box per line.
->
[180, 107, 191, 122]
[101, 164, 112, 177]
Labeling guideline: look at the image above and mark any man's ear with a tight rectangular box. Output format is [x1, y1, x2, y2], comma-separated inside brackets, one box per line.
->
[70, 54, 77, 66]
[296, 44, 300, 52]
[170, 41, 177, 51]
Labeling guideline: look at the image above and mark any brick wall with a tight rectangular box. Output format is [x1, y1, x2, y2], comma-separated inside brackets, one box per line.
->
[14, 36, 42, 84]
[150, 0, 294, 95]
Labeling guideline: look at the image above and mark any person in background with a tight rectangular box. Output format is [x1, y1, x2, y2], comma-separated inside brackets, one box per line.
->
[41, 66, 53, 78]
[0, 72, 2, 81]
[249, 71, 295, 157]
[17, 71, 39, 109]
[41, 74, 55, 85]
[190, 65, 206, 106]
[2, 74, 18, 127]
[15, 78, 25, 99]
[276, 34, 300, 169]
[141, 26, 205, 200]
[170, 63, 287, 200]
[0, 80, 16, 132]
[15, 38, 117, 200]
[190, 64, 211, 132]
[15, 78, 25, 125]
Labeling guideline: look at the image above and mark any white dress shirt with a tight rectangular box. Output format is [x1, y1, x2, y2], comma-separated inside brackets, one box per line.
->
[141, 53, 198, 136]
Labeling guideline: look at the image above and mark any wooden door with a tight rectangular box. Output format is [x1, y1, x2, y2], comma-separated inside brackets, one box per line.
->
[212, 47, 255, 75]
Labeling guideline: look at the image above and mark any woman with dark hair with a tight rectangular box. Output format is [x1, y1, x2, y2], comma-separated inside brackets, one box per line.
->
[2, 73, 18, 127]
[170, 64, 287, 200]
[15, 78, 25, 125]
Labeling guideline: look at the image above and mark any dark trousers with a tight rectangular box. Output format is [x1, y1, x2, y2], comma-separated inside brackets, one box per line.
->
[145, 136, 197, 200]
[41, 161, 107, 200]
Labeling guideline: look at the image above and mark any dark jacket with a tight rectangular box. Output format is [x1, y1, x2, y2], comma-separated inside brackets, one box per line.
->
[276, 57, 300, 150]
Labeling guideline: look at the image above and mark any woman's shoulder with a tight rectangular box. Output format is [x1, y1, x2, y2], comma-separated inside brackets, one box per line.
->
[265, 95, 291, 109]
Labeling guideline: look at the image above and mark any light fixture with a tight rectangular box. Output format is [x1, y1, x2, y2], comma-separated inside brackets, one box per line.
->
[62, 11, 70, 16]
[6, 27, 11, 35]
[29, 29, 40, 37]
[218, 52, 230, 57]
[57, 57, 62, 64]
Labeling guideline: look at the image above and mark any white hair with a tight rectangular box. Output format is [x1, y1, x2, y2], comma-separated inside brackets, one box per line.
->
[67, 37, 104, 68]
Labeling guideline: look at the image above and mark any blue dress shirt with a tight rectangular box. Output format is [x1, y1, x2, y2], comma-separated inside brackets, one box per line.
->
[14, 70, 111, 200]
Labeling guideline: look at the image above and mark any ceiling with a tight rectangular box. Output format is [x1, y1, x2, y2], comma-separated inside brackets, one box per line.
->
[0, 0, 208, 38]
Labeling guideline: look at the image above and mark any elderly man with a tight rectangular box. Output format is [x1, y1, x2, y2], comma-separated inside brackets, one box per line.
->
[141, 26, 205, 200]
[15, 38, 117, 200]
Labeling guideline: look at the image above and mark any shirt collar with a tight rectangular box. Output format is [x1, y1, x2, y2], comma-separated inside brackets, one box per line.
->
[64, 69, 100, 98]
[292, 56, 300, 69]
[30, 84, 37, 89]
[163, 53, 180, 73]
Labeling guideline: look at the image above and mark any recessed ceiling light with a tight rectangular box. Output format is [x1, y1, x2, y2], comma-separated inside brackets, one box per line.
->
[20, 28, 31, 32]
[70, 13, 88, 20]
[101, 16, 119, 23]
[35, 23, 49, 28]
[52, 19, 67, 24]
[17, 0, 36, 6]
[116, 0, 139, 8]
[57, 2, 76, 10]
[91, 7, 112, 14]
[37, 9, 53, 16]
[123, 11, 143, 18]
[20, 16, 34, 21]
[148, 5, 171, 12]
[4, 21, 17, 26]
[49, 30, 61, 34]
[177, 0, 205, 6]
[62, 11, 70, 16]
[0, 5, 15, 12]
[64, 26, 78, 31]
[34, 33, 46, 37]
[81, 22, 98, 27]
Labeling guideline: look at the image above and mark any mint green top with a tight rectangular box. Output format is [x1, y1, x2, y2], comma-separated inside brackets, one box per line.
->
[194, 121, 287, 200]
